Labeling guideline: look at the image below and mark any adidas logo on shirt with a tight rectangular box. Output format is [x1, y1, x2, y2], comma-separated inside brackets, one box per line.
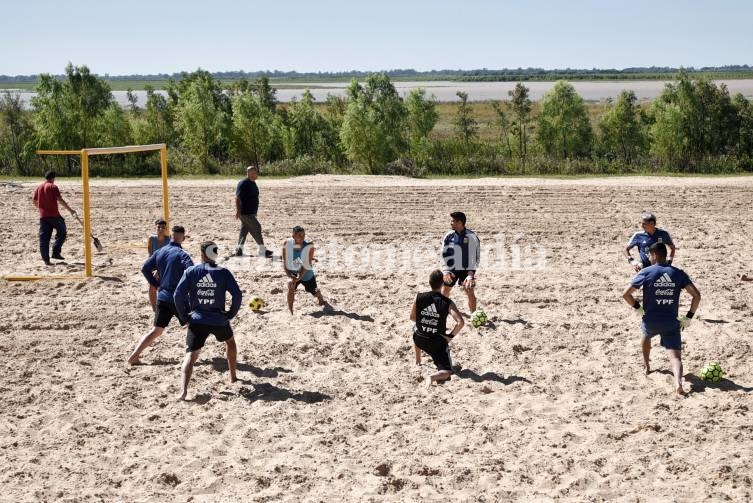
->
[420, 303, 440, 318]
[654, 272, 675, 288]
[197, 273, 217, 288]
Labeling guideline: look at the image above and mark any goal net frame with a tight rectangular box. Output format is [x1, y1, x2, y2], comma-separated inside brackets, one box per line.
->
[7, 143, 169, 280]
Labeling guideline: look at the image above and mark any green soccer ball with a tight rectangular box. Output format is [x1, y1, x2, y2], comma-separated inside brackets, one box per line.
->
[471, 309, 488, 328]
[699, 362, 723, 382]
[248, 295, 264, 311]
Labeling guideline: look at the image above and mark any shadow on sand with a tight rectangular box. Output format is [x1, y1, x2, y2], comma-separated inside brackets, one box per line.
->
[210, 358, 292, 378]
[686, 373, 753, 394]
[456, 369, 531, 385]
[238, 382, 331, 404]
[307, 308, 374, 322]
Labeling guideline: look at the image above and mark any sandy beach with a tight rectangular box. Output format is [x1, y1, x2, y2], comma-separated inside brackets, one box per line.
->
[1, 175, 752, 501]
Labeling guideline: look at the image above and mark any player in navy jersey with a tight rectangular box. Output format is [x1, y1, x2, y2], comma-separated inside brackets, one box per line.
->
[622, 243, 701, 396]
[174, 241, 242, 401]
[128, 225, 194, 365]
[440, 212, 481, 312]
[411, 270, 465, 386]
[624, 212, 676, 272]
[282, 226, 330, 314]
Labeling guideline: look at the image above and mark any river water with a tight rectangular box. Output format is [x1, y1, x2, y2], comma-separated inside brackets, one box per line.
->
[8, 79, 753, 108]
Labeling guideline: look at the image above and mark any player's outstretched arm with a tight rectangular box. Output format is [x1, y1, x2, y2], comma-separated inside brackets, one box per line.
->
[409, 301, 417, 322]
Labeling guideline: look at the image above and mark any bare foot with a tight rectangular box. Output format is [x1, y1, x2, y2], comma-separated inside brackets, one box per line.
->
[177, 391, 187, 401]
[230, 375, 238, 384]
[127, 355, 142, 365]
[643, 363, 651, 375]
[674, 387, 687, 397]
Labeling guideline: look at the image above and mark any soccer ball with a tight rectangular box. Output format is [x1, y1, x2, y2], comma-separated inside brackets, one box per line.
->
[699, 362, 723, 382]
[248, 295, 264, 311]
[471, 309, 488, 328]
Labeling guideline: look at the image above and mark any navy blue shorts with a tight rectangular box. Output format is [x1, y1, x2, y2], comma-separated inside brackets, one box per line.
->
[642, 320, 682, 350]
[443, 270, 470, 288]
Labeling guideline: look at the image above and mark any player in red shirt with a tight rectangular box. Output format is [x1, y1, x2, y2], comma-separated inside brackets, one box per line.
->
[32, 171, 76, 265]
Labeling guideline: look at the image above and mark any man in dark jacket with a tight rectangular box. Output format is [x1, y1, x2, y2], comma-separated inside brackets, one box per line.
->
[128, 225, 194, 365]
[235, 165, 273, 257]
[174, 241, 242, 400]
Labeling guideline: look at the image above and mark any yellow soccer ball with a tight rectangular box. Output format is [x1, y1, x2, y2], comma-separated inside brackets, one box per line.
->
[248, 295, 264, 311]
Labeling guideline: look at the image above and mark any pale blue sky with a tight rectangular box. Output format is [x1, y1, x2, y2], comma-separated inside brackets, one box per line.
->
[2, 0, 752, 75]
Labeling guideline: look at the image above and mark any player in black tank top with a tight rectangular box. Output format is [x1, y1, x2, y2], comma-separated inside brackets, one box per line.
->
[410, 270, 465, 386]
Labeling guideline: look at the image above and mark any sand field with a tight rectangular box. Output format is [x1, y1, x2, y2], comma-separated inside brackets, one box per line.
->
[1, 175, 752, 502]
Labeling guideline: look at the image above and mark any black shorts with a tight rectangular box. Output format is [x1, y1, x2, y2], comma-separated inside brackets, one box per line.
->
[443, 270, 470, 288]
[154, 300, 180, 328]
[186, 323, 234, 352]
[413, 332, 453, 372]
[296, 275, 319, 295]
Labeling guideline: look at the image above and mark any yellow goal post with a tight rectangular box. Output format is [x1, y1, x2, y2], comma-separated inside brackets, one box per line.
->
[10, 143, 170, 280]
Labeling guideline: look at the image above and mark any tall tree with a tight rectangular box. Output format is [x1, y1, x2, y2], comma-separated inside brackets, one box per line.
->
[649, 72, 741, 168]
[230, 86, 282, 166]
[508, 83, 532, 159]
[405, 88, 438, 143]
[599, 90, 647, 163]
[32, 63, 114, 151]
[340, 73, 407, 171]
[136, 85, 175, 144]
[285, 90, 319, 157]
[491, 101, 513, 157]
[733, 93, 753, 161]
[453, 91, 478, 144]
[537, 80, 593, 158]
[0, 91, 33, 175]
[174, 78, 227, 172]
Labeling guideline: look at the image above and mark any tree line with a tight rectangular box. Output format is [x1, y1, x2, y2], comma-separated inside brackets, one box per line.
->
[2, 65, 752, 83]
[1, 63, 752, 177]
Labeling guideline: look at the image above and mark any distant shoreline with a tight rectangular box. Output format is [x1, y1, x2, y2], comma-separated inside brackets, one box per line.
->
[7, 79, 753, 105]
[3, 67, 753, 91]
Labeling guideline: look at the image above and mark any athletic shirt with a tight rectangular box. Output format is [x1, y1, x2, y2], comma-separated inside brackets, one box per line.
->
[149, 235, 169, 256]
[627, 228, 674, 265]
[414, 291, 451, 339]
[236, 178, 260, 215]
[174, 263, 242, 326]
[33, 181, 61, 218]
[140, 242, 194, 303]
[285, 238, 315, 281]
[631, 263, 692, 326]
[441, 228, 481, 271]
